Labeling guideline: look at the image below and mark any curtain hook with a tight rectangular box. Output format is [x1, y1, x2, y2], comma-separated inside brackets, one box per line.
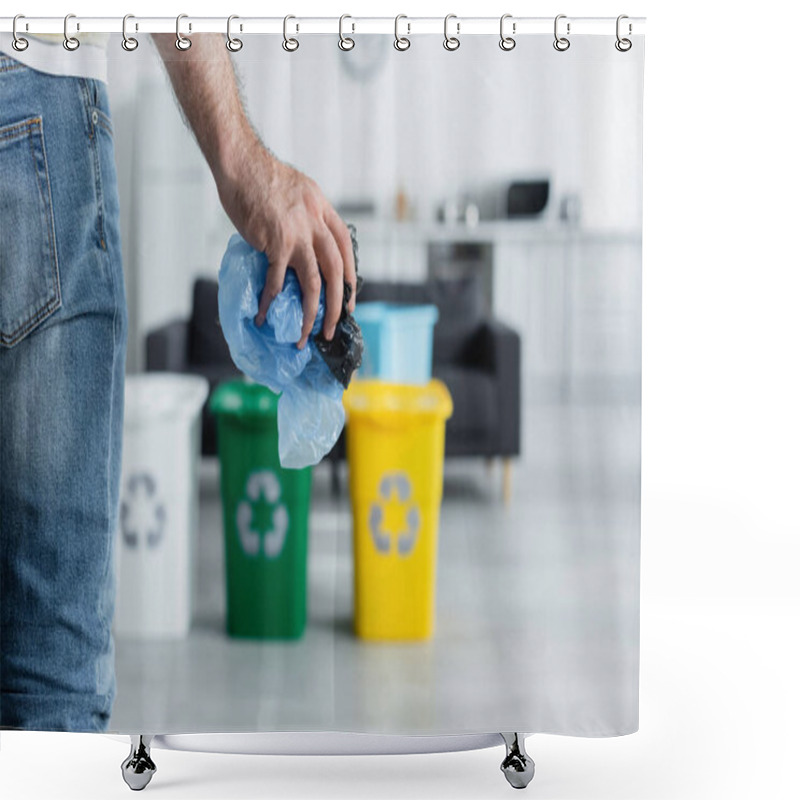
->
[227, 15, 243, 52]
[615, 14, 632, 51]
[63, 13, 80, 51]
[175, 14, 191, 51]
[339, 14, 355, 51]
[394, 14, 410, 51]
[444, 13, 460, 51]
[283, 15, 299, 52]
[499, 14, 516, 51]
[553, 14, 570, 51]
[12, 14, 29, 51]
[122, 14, 138, 51]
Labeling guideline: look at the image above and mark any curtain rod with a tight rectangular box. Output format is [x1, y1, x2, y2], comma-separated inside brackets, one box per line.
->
[0, 16, 646, 37]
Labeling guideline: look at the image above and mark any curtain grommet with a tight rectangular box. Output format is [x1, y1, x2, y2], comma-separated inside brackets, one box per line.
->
[615, 15, 632, 51]
[175, 13, 192, 51]
[553, 14, 570, 52]
[394, 14, 411, 51]
[338, 14, 355, 51]
[226, 15, 243, 52]
[500, 14, 516, 51]
[121, 14, 139, 51]
[283, 15, 299, 52]
[444, 14, 460, 51]
[12, 14, 29, 51]
[63, 13, 80, 51]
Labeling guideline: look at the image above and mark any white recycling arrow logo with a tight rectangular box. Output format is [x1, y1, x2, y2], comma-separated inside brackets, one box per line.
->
[368, 471, 420, 557]
[236, 469, 289, 559]
[120, 471, 166, 549]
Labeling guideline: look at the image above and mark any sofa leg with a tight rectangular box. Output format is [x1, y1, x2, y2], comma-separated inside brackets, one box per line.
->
[502, 459, 512, 506]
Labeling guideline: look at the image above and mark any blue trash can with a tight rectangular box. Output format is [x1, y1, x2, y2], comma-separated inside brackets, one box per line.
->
[354, 302, 439, 384]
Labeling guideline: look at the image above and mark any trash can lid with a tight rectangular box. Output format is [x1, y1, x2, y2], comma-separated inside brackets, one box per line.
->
[354, 302, 439, 325]
[343, 378, 453, 422]
[124, 374, 209, 425]
[209, 378, 280, 421]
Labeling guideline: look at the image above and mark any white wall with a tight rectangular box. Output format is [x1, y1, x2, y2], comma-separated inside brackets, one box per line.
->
[107, 34, 643, 372]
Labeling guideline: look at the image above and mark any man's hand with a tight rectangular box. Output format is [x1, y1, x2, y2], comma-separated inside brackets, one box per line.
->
[151, 33, 356, 349]
[215, 131, 356, 348]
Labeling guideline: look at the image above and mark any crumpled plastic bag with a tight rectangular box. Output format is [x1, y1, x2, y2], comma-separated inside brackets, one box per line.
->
[314, 272, 364, 386]
[217, 230, 362, 469]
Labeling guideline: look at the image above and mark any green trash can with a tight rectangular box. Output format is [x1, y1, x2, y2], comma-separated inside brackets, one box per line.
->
[210, 379, 312, 639]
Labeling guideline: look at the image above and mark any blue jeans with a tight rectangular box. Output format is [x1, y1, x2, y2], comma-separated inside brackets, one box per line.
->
[0, 54, 127, 731]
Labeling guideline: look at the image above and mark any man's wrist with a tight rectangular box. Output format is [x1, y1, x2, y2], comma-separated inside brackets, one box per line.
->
[211, 123, 251, 185]
[212, 124, 273, 188]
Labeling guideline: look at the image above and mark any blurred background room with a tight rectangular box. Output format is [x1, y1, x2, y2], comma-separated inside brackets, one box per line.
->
[105, 33, 642, 736]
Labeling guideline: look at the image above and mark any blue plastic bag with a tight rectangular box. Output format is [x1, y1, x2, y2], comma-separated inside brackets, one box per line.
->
[217, 234, 345, 469]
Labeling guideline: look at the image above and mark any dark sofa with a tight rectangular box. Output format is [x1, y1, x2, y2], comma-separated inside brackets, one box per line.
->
[354, 277, 521, 460]
[146, 276, 521, 498]
[146, 279, 240, 457]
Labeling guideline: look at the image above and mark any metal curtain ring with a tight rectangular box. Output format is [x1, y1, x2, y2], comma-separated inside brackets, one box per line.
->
[339, 14, 355, 51]
[122, 14, 138, 51]
[283, 15, 299, 52]
[175, 14, 191, 50]
[499, 13, 516, 51]
[12, 14, 29, 51]
[615, 14, 632, 51]
[394, 14, 410, 51]
[443, 14, 460, 51]
[63, 13, 79, 51]
[227, 15, 243, 52]
[553, 14, 570, 51]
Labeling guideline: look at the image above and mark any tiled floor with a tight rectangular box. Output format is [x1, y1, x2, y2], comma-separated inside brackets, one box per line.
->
[109, 391, 640, 736]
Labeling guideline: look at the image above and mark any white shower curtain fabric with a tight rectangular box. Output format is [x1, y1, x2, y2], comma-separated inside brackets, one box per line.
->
[1, 29, 643, 738]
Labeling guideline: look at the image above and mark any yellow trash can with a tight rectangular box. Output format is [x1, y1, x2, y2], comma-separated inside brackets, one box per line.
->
[343, 379, 453, 641]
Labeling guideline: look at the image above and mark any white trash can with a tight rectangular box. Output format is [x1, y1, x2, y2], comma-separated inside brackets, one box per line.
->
[114, 373, 209, 639]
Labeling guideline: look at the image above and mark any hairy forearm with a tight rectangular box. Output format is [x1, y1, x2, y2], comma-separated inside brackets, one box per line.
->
[151, 32, 357, 343]
[150, 33, 266, 185]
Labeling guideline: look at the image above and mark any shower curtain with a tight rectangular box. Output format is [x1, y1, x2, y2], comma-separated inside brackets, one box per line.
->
[1, 21, 643, 742]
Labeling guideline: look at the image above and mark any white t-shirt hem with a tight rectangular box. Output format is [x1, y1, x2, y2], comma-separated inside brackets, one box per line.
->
[0, 34, 108, 83]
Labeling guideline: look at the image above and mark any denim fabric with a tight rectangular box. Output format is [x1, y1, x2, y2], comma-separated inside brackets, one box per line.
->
[0, 54, 127, 731]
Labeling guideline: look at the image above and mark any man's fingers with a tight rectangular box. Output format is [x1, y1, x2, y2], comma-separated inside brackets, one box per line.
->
[325, 207, 357, 313]
[296, 245, 321, 349]
[256, 248, 289, 326]
[315, 226, 344, 340]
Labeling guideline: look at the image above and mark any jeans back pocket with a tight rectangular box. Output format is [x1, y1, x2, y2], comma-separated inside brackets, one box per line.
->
[0, 116, 61, 347]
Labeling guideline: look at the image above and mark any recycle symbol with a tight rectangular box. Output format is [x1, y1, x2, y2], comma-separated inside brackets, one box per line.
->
[368, 471, 420, 557]
[120, 472, 166, 549]
[236, 469, 288, 559]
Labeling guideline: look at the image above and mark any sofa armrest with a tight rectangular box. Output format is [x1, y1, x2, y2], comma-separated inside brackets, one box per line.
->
[145, 320, 190, 372]
[470, 318, 519, 372]
[471, 318, 521, 456]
